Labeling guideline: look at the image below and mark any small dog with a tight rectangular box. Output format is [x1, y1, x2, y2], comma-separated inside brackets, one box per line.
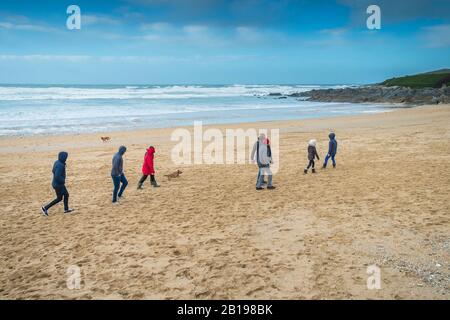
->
[164, 170, 182, 180]
[101, 136, 111, 142]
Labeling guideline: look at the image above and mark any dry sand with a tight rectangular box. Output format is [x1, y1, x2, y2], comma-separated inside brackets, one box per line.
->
[0, 105, 449, 299]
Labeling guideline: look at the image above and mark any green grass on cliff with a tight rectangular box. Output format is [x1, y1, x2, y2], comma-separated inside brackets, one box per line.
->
[381, 69, 450, 88]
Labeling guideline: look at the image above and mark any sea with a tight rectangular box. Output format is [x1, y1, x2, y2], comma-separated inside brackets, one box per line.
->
[0, 84, 394, 136]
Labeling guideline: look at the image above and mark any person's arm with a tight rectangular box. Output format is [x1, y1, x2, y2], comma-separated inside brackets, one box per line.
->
[315, 148, 320, 160]
[251, 142, 257, 162]
[112, 154, 120, 175]
[267, 145, 272, 163]
[119, 157, 124, 174]
[328, 141, 332, 156]
[144, 153, 150, 167]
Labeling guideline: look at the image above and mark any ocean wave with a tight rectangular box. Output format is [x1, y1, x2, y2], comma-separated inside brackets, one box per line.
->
[0, 84, 349, 101]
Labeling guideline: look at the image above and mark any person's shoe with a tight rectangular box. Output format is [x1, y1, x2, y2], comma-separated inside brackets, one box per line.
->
[267, 186, 276, 190]
[304, 169, 308, 174]
[151, 181, 160, 188]
[322, 164, 326, 169]
[256, 187, 264, 190]
[333, 164, 336, 169]
[312, 168, 316, 173]
[137, 183, 143, 190]
[41, 207, 48, 217]
[64, 209, 74, 214]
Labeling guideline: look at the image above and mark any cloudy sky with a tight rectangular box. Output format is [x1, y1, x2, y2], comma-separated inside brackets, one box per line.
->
[0, 0, 449, 84]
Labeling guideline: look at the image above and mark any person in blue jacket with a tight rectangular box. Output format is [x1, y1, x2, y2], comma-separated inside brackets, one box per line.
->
[111, 146, 128, 203]
[323, 132, 338, 169]
[41, 151, 73, 216]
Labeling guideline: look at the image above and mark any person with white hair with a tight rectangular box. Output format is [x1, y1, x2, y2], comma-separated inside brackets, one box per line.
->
[304, 139, 320, 174]
[251, 133, 276, 190]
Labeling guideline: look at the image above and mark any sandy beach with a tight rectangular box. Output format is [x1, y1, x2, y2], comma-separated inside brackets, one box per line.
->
[0, 104, 449, 300]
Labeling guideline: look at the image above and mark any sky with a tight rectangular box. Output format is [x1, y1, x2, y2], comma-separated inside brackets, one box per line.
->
[0, 0, 449, 84]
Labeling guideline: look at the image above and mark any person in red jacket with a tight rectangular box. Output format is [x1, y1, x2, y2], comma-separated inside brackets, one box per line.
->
[137, 146, 160, 189]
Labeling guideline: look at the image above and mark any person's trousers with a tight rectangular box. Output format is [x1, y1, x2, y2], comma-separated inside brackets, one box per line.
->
[306, 160, 315, 170]
[45, 185, 69, 211]
[324, 154, 336, 167]
[256, 167, 273, 188]
[138, 174, 156, 184]
[112, 174, 128, 202]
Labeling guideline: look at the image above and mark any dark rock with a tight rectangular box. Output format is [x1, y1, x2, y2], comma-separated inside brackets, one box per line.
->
[290, 85, 450, 105]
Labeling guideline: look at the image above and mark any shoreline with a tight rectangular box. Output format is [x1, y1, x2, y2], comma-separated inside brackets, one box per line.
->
[0, 101, 404, 140]
[0, 103, 422, 153]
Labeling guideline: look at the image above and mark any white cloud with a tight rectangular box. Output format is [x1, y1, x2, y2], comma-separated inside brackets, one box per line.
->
[98, 55, 191, 63]
[135, 22, 289, 48]
[235, 26, 264, 43]
[0, 54, 257, 64]
[182, 25, 208, 34]
[82, 14, 122, 27]
[0, 55, 91, 62]
[140, 22, 173, 31]
[319, 28, 348, 37]
[136, 23, 229, 47]
[421, 24, 450, 48]
[0, 21, 57, 32]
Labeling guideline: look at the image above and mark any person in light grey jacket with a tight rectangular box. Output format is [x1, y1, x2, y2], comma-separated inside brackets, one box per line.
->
[251, 134, 276, 190]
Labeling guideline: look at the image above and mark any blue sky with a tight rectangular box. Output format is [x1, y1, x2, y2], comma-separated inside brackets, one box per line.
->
[0, 0, 449, 84]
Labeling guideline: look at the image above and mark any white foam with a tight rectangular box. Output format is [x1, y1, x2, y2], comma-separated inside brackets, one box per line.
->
[0, 84, 349, 101]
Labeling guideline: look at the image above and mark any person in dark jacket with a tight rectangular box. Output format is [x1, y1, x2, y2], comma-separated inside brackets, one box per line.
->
[41, 151, 73, 216]
[257, 138, 271, 185]
[323, 132, 338, 169]
[304, 139, 320, 174]
[111, 146, 128, 203]
[137, 146, 160, 189]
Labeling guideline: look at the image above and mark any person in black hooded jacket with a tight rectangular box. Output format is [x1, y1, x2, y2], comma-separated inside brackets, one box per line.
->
[111, 146, 128, 203]
[323, 132, 338, 169]
[41, 151, 73, 216]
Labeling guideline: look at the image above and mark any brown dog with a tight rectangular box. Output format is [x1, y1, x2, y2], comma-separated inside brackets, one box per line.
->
[101, 136, 111, 142]
[164, 170, 182, 180]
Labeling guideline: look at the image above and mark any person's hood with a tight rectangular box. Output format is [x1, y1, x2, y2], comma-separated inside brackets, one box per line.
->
[308, 139, 317, 147]
[147, 146, 155, 154]
[118, 146, 127, 155]
[58, 151, 68, 164]
[329, 132, 336, 140]
[258, 134, 266, 142]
